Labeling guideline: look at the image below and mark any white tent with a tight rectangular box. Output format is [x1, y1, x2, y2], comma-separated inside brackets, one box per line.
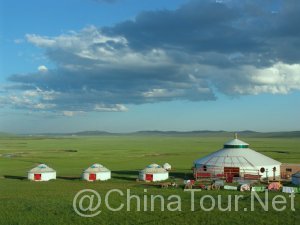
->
[82, 163, 111, 181]
[292, 172, 300, 185]
[28, 164, 56, 181]
[163, 163, 172, 171]
[194, 136, 281, 179]
[139, 163, 169, 182]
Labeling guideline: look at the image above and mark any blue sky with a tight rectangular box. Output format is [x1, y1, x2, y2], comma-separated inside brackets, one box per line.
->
[0, 0, 300, 133]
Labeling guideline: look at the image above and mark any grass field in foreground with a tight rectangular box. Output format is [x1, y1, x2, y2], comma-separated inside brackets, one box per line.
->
[0, 136, 299, 225]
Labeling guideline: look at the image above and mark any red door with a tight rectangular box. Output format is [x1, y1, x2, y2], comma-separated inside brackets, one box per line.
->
[34, 174, 41, 181]
[226, 174, 234, 183]
[224, 167, 240, 177]
[89, 173, 96, 181]
[145, 174, 153, 181]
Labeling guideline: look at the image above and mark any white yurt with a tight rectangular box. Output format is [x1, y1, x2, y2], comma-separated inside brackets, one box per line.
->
[292, 172, 300, 185]
[163, 163, 172, 171]
[193, 135, 281, 179]
[28, 164, 56, 181]
[82, 163, 111, 181]
[139, 163, 169, 182]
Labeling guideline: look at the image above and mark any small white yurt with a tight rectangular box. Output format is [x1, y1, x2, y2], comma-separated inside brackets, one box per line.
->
[28, 164, 56, 181]
[163, 163, 172, 171]
[292, 172, 300, 185]
[139, 163, 169, 182]
[194, 134, 281, 179]
[82, 163, 111, 181]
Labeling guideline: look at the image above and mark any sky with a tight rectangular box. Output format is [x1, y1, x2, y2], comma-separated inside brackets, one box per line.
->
[0, 0, 300, 133]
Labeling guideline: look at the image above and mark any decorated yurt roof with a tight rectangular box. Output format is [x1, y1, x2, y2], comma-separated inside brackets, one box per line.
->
[292, 171, 300, 178]
[29, 164, 56, 173]
[194, 136, 281, 168]
[84, 163, 110, 173]
[141, 163, 167, 173]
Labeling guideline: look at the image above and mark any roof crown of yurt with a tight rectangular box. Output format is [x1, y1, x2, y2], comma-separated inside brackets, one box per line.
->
[193, 133, 281, 180]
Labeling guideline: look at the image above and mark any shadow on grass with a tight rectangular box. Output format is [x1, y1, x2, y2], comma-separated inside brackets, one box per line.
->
[138, 183, 165, 189]
[169, 171, 193, 180]
[112, 170, 193, 183]
[57, 176, 81, 181]
[4, 175, 27, 180]
[112, 170, 138, 181]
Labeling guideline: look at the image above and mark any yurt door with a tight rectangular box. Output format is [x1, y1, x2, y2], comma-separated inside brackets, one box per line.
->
[34, 174, 41, 181]
[145, 174, 153, 181]
[224, 167, 240, 177]
[89, 173, 96, 181]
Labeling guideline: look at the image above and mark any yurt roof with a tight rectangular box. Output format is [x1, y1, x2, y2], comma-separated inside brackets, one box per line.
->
[141, 163, 167, 173]
[194, 138, 281, 168]
[163, 163, 171, 167]
[224, 138, 249, 148]
[84, 163, 110, 173]
[292, 171, 300, 178]
[29, 164, 56, 173]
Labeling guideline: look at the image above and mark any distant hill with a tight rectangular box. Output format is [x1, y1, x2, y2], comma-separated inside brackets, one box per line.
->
[62, 130, 300, 138]
[132, 130, 231, 137]
[69, 131, 114, 136]
[131, 130, 300, 138]
[256, 131, 300, 138]
[0, 132, 15, 137]
[2, 130, 300, 138]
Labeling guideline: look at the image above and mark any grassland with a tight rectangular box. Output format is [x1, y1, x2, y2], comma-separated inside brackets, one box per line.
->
[0, 135, 299, 225]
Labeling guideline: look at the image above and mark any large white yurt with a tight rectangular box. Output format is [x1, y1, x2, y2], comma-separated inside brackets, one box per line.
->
[82, 163, 111, 181]
[292, 172, 300, 185]
[193, 135, 281, 179]
[139, 163, 169, 182]
[28, 164, 56, 181]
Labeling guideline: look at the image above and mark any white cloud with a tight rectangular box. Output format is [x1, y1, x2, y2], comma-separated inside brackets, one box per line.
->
[6, 0, 300, 116]
[26, 26, 171, 69]
[233, 62, 300, 95]
[23, 90, 39, 97]
[0, 88, 58, 112]
[94, 104, 128, 112]
[38, 65, 48, 73]
[33, 103, 56, 110]
[23, 89, 58, 100]
[14, 39, 24, 44]
[9, 25, 300, 115]
[62, 111, 76, 117]
[26, 34, 56, 47]
[143, 88, 184, 98]
[10, 26, 300, 114]
[26, 26, 127, 49]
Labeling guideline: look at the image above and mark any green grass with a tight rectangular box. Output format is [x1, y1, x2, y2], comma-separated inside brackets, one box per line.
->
[0, 136, 299, 225]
